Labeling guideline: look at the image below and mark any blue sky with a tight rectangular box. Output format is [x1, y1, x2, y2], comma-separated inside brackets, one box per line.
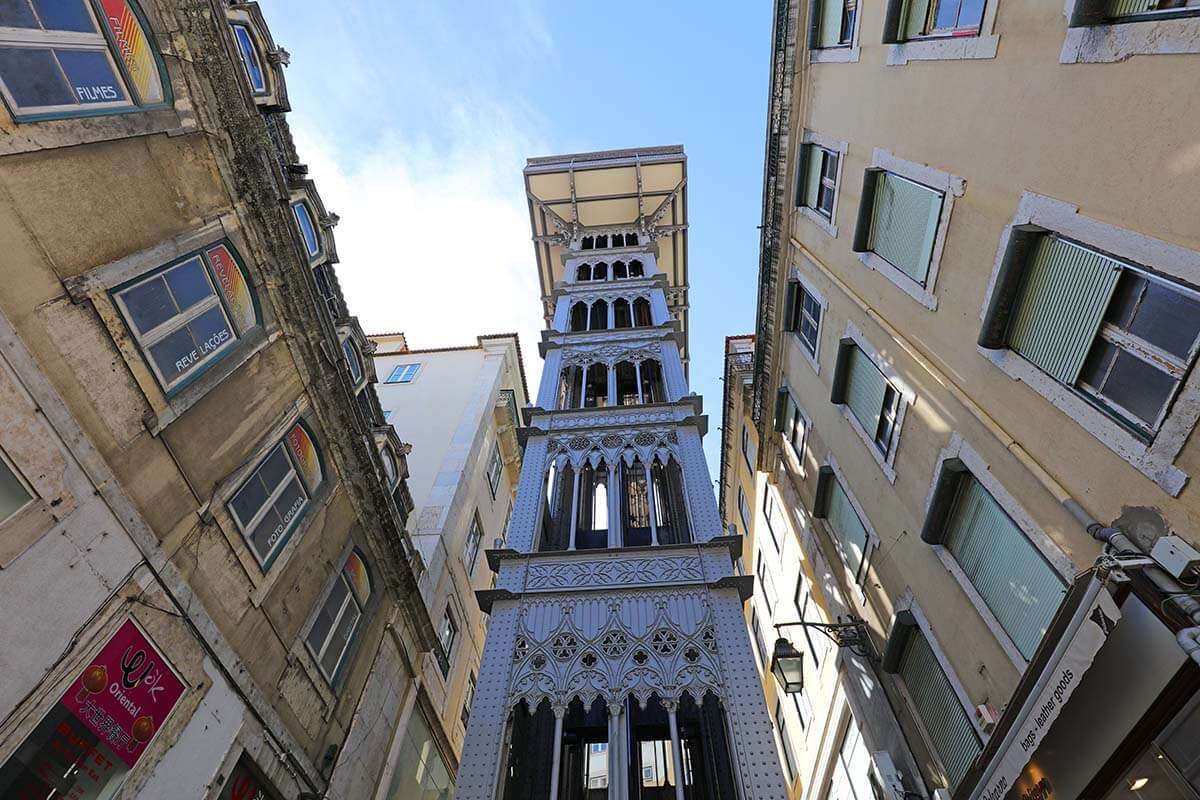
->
[262, 0, 770, 481]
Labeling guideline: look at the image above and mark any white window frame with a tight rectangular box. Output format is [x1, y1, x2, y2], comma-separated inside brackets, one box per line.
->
[463, 512, 483, 575]
[788, 265, 828, 375]
[837, 322, 913, 483]
[763, 485, 787, 552]
[386, 363, 421, 384]
[979, 192, 1200, 496]
[757, 551, 779, 615]
[0, 446, 34, 526]
[291, 200, 322, 261]
[885, 0, 1001, 65]
[486, 443, 503, 500]
[797, 132, 849, 237]
[341, 338, 364, 388]
[229, 21, 268, 96]
[821, 455, 882, 595]
[737, 485, 751, 534]
[1061, 0, 1200, 62]
[775, 698, 799, 784]
[437, 605, 459, 673]
[810, 0, 864, 63]
[923, 435, 1073, 670]
[227, 441, 310, 568]
[461, 671, 477, 727]
[858, 149, 964, 311]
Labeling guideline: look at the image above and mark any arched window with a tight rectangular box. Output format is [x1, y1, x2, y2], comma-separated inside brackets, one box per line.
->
[626, 232, 639, 246]
[569, 302, 589, 332]
[593, 262, 608, 281]
[589, 299, 608, 331]
[305, 550, 372, 681]
[595, 235, 609, 249]
[574, 461, 609, 550]
[230, 21, 267, 96]
[292, 201, 322, 261]
[629, 259, 645, 278]
[615, 361, 638, 405]
[622, 459, 652, 547]
[0, 0, 168, 121]
[640, 359, 666, 403]
[613, 260, 628, 279]
[341, 339, 364, 387]
[558, 365, 583, 409]
[581, 236, 594, 250]
[539, 461, 571, 552]
[380, 446, 398, 486]
[652, 457, 691, 545]
[576, 263, 591, 282]
[633, 297, 652, 327]
[613, 298, 632, 328]
[582, 363, 608, 408]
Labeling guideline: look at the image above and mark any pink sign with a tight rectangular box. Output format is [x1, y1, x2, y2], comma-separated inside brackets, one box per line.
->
[62, 619, 187, 768]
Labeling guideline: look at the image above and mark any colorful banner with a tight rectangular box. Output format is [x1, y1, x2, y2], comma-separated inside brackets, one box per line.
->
[63, 619, 186, 768]
[207, 243, 257, 333]
[98, 0, 163, 104]
[286, 421, 322, 492]
[343, 551, 371, 605]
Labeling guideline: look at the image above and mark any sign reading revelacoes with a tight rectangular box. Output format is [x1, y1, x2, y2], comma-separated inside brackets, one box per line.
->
[63, 618, 187, 768]
[974, 580, 1120, 800]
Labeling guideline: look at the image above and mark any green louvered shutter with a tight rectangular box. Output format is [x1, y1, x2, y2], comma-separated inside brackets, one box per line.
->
[903, 0, 931, 39]
[844, 347, 887, 441]
[869, 173, 942, 284]
[1007, 236, 1121, 385]
[897, 632, 982, 788]
[819, 0, 844, 46]
[945, 478, 1067, 660]
[827, 480, 868, 578]
[805, 146, 824, 208]
[1111, 0, 1157, 15]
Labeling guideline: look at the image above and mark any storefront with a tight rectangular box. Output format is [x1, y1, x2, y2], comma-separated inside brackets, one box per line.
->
[957, 564, 1200, 800]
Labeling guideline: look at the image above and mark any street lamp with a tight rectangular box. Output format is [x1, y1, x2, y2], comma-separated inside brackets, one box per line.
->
[768, 617, 875, 694]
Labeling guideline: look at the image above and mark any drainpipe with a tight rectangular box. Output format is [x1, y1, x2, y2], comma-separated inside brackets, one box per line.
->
[1063, 498, 1200, 666]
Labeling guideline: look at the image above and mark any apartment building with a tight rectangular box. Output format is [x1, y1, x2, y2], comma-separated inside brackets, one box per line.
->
[737, 1, 1200, 799]
[0, 3, 449, 798]
[369, 331, 529, 788]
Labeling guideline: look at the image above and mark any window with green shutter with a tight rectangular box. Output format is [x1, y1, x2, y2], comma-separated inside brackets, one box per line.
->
[840, 346, 901, 457]
[826, 477, 869, 580]
[895, 629, 982, 788]
[1002, 234, 1200, 439]
[797, 144, 839, 218]
[867, 172, 943, 285]
[887, 0, 987, 40]
[810, 0, 858, 48]
[1071, 0, 1200, 26]
[942, 475, 1067, 659]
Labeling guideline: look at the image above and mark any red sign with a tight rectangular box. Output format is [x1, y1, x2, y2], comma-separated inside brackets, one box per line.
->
[62, 619, 187, 768]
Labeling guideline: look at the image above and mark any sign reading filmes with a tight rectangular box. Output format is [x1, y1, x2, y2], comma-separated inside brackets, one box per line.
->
[974, 579, 1120, 800]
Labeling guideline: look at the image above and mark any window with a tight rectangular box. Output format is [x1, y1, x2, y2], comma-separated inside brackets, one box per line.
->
[380, 446, 398, 487]
[762, 488, 785, 551]
[855, 171, 944, 287]
[461, 672, 476, 726]
[486, 443, 503, 499]
[794, 577, 830, 668]
[737, 486, 751, 534]
[833, 344, 901, 458]
[386, 363, 420, 384]
[757, 555, 778, 615]
[894, 0, 986, 39]
[784, 280, 823, 359]
[810, 0, 858, 48]
[230, 22, 266, 95]
[995, 235, 1200, 440]
[888, 623, 981, 788]
[827, 714, 886, 800]
[292, 201, 321, 261]
[750, 607, 768, 666]
[341, 339, 363, 386]
[0, 451, 33, 524]
[306, 551, 371, 681]
[741, 426, 756, 471]
[0, 0, 166, 121]
[775, 700, 798, 784]
[815, 468, 872, 584]
[1071, 0, 1200, 25]
[228, 421, 323, 569]
[797, 144, 839, 218]
[775, 388, 808, 461]
[437, 606, 458, 673]
[384, 708, 454, 798]
[463, 512, 483, 574]
[112, 242, 258, 394]
[925, 469, 1066, 659]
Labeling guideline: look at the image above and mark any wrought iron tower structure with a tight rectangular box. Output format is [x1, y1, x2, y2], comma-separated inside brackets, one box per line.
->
[456, 147, 787, 799]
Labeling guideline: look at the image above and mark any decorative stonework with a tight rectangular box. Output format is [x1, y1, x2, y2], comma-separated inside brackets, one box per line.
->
[561, 341, 662, 368]
[545, 426, 681, 469]
[525, 556, 703, 590]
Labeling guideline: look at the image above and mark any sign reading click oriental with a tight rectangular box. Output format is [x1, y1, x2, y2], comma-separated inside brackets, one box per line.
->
[973, 579, 1120, 800]
[64, 618, 187, 768]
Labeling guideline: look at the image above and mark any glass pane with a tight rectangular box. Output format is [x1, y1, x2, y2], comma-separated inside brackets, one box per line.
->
[247, 478, 305, 559]
[1128, 279, 1200, 359]
[934, 0, 961, 28]
[320, 599, 359, 676]
[1078, 338, 1117, 388]
[1101, 350, 1176, 428]
[231, 23, 266, 93]
[230, 473, 269, 527]
[0, 0, 37, 28]
[120, 275, 177, 335]
[55, 49, 126, 104]
[1104, 271, 1143, 328]
[257, 445, 292, 492]
[959, 0, 986, 27]
[293, 203, 320, 257]
[0, 703, 130, 799]
[147, 305, 232, 386]
[307, 578, 348, 654]
[164, 257, 213, 313]
[0, 46, 75, 108]
[32, 0, 95, 32]
[0, 456, 31, 521]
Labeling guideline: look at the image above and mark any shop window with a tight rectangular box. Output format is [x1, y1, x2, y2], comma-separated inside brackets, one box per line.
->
[0, 0, 167, 121]
[486, 443, 503, 499]
[229, 22, 266, 96]
[112, 241, 259, 395]
[218, 755, 283, 800]
[292, 201, 321, 261]
[385, 363, 420, 384]
[385, 707, 454, 797]
[306, 551, 371, 682]
[463, 512, 483, 573]
[227, 420, 323, 569]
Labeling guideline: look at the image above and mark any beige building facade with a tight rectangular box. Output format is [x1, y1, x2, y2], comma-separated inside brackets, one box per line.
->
[371, 331, 529, 766]
[0, 2, 456, 798]
[729, 1, 1200, 799]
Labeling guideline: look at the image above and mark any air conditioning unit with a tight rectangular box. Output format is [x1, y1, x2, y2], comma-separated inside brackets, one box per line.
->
[870, 751, 907, 800]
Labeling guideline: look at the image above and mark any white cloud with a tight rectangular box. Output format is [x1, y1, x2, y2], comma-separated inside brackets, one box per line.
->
[291, 105, 548, 395]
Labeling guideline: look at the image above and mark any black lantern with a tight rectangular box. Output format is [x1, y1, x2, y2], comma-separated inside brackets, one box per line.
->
[769, 637, 805, 694]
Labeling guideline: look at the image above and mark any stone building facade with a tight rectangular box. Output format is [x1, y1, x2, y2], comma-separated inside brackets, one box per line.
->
[733, 1, 1200, 799]
[0, 2, 450, 798]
